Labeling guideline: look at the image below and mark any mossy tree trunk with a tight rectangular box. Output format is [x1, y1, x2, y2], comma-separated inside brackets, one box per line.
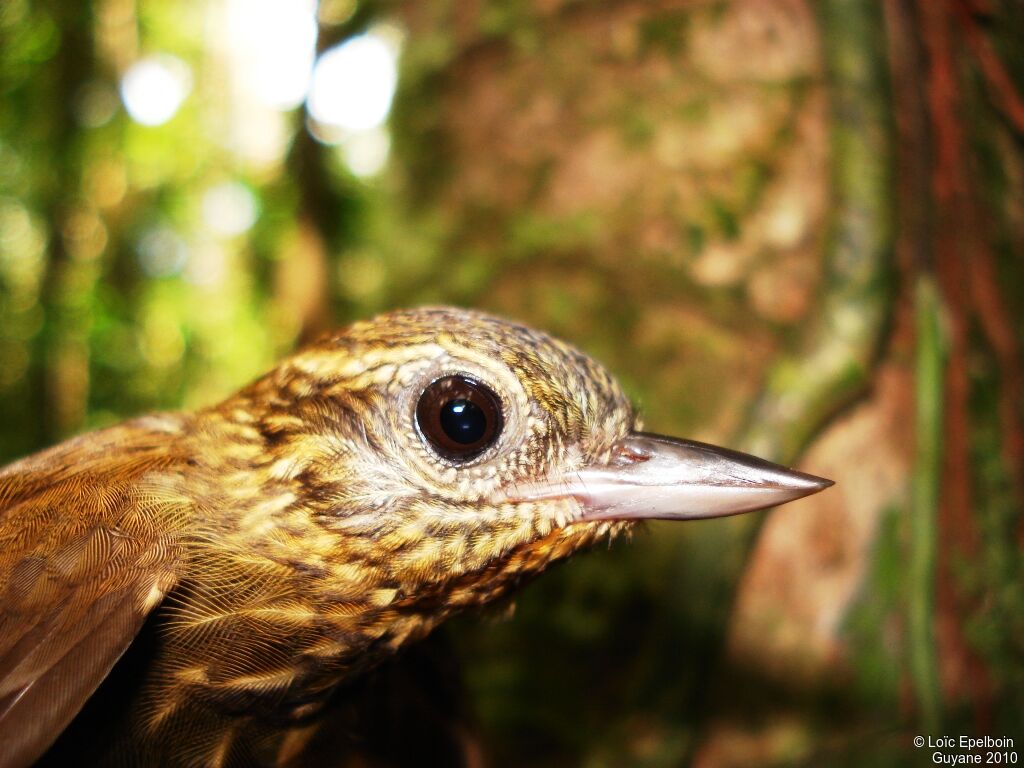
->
[380, 0, 1024, 764]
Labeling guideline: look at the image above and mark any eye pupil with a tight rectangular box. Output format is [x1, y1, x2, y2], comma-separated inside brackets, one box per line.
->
[440, 398, 486, 445]
[416, 375, 503, 461]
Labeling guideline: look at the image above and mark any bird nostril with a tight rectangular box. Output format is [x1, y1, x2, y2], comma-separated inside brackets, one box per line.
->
[610, 441, 650, 466]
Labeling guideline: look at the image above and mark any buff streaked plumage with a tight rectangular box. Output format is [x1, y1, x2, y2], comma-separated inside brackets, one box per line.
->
[0, 307, 830, 767]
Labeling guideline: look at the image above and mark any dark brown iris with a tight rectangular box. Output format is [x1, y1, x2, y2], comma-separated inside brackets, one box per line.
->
[415, 375, 503, 461]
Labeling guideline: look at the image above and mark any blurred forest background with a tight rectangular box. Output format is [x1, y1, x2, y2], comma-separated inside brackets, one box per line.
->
[1, 0, 1023, 765]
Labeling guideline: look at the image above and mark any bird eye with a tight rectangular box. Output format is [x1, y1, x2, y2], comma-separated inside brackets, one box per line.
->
[416, 375, 504, 462]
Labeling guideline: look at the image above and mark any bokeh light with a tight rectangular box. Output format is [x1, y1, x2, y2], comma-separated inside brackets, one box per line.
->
[339, 127, 391, 178]
[201, 181, 258, 238]
[308, 32, 399, 133]
[224, 0, 317, 111]
[306, 28, 402, 176]
[74, 81, 120, 128]
[137, 226, 188, 277]
[120, 55, 192, 126]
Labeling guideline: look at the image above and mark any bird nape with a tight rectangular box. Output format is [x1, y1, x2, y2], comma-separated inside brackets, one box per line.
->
[0, 307, 832, 767]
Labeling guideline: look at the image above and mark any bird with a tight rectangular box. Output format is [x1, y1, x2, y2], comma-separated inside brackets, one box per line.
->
[0, 306, 832, 767]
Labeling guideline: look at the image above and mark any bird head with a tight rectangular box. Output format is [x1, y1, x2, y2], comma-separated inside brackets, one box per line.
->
[0, 306, 834, 763]
[201, 307, 830, 649]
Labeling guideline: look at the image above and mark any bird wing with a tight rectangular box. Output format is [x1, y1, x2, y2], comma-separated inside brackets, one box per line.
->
[0, 416, 191, 768]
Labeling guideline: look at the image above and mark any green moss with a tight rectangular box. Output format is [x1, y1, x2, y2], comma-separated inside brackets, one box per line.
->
[959, 322, 1024, 737]
[706, 197, 741, 241]
[737, 158, 772, 210]
[684, 222, 706, 256]
[638, 11, 691, 57]
[507, 211, 602, 259]
[479, 1, 531, 40]
[845, 506, 905, 709]
[620, 109, 656, 148]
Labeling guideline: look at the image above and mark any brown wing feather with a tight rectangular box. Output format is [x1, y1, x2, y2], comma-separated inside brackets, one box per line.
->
[0, 415, 191, 768]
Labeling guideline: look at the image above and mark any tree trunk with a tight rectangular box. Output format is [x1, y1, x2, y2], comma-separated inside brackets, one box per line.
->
[381, 0, 1024, 764]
